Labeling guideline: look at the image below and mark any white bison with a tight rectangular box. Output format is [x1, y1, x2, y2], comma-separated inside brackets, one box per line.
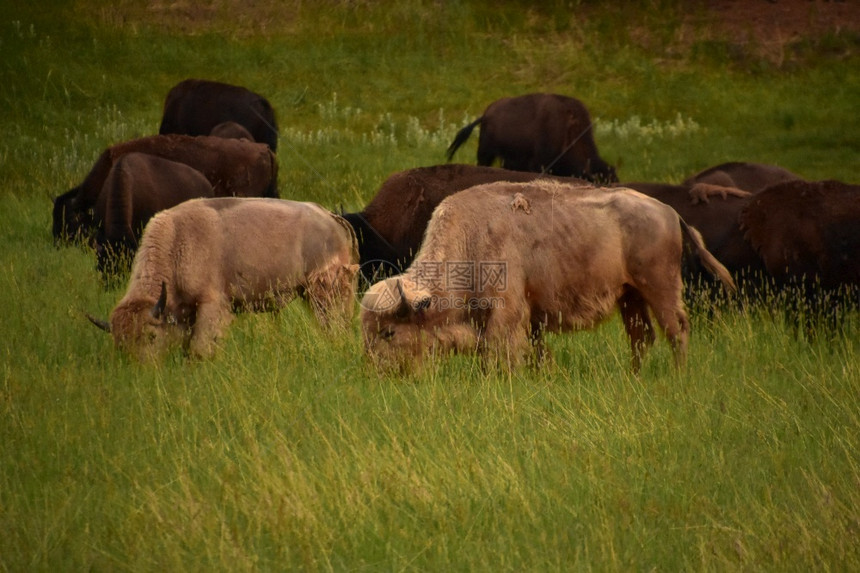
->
[91, 197, 358, 360]
[360, 180, 736, 373]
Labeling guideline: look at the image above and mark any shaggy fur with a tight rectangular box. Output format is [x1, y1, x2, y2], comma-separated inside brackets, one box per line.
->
[740, 179, 860, 291]
[446, 93, 617, 183]
[361, 180, 735, 373]
[342, 164, 584, 273]
[52, 134, 278, 243]
[108, 197, 358, 361]
[93, 152, 214, 277]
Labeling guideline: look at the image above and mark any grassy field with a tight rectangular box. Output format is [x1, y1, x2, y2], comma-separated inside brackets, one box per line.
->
[2, 1, 859, 570]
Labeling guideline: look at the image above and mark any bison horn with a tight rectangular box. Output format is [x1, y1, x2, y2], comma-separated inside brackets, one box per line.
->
[86, 313, 111, 333]
[394, 279, 410, 317]
[151, 281, 168, 320]
[395, 279, 432, 313]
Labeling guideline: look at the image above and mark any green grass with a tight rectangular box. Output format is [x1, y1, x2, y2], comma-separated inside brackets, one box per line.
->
[1, 1, 859, 570]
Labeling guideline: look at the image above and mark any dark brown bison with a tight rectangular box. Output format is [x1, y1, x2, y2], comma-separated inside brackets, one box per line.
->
[342, 164, 585, 279]
[52, 134, 278, 244]
[90, 198, 359, 361]
[93, 153, 214, 277]
[361, 181, 735, 373]
[445, 93, 617, 184]
[740, 179, 860, 300]
[683, 161, 804, 192]
[624, 177, 860, 325]
[159, 79, 278, 151]
[736, 179, 860, 331]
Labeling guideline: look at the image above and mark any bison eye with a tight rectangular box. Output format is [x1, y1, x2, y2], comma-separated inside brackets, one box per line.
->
[380, 328, 395, 341]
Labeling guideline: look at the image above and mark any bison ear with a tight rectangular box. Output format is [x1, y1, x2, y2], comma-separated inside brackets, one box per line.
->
[151, 282, 168, 320]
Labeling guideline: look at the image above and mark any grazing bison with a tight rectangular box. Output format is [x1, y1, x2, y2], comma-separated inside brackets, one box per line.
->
[53, 134, 278, 244]
[446, 93, 617, 183]
[360, 181, 735, 373]
[740, 179, 860, 299]
[90, 198, 359, 361]
[209, 121, 255, 141]
[342, 164, 585, 278]
[93, 153, 214, 277]
[159, 79, 279, 151]
[682, 161, 803, 192]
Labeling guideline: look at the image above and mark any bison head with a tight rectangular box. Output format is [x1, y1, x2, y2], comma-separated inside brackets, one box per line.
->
[359, 277, 478, 373]
[108, 282, 186, 361]
[52, 187, 93, 245]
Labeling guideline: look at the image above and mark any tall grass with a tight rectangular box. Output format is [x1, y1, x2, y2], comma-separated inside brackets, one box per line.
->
[1, 1, 858, 570]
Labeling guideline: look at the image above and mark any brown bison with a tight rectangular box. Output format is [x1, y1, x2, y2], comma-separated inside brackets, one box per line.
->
[740, 179, 860, 292]
[360, 181, 735, 373]
[52, 134, 278, 244]
[93, 153, 214, 277]
[342, 164, 585, 278]
[683, 161, 803, 192]
[90, 198, 359, 361]
[159, 79, 279, 151]
[739, 179, 860, 331]
[446, 93, 617, 184]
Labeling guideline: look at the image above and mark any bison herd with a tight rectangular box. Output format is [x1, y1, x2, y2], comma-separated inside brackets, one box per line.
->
[55, 79, 858, 371]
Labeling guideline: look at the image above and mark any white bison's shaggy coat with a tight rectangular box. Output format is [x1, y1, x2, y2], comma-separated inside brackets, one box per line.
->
[361, 181, 735, 372]
[109, 197, 358, 360]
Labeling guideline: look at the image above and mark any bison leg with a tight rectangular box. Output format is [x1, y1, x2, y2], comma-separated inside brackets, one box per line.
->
[189, 295, 233, 358]
[304, 262, 359, 330]
[639, 286, 690, 370]
[528, 324, 553, 367]
[661, 310, 690, 369]
[480, 306, 532, 369]
[618, 287, 657, 373]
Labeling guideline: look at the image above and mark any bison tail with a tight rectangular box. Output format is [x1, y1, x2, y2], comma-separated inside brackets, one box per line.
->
[445, 117, 482, 162]
[680, 220, 737, 293]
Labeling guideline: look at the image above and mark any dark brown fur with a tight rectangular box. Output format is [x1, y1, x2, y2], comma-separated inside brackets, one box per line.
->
[93, 153, 214, 277]
[53, 134, 278, 243]
[446, 93, 617, 183]
[159, 79, 278, 151]
[740, 179, 860, 291]
[209, 121, 255, 141]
